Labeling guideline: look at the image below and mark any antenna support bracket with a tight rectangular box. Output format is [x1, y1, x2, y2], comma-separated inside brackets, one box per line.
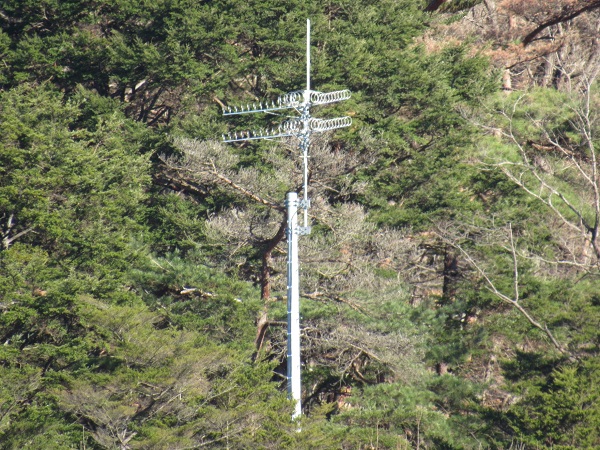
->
[298, 199, 310, 209]
[295, 226, 312, 236]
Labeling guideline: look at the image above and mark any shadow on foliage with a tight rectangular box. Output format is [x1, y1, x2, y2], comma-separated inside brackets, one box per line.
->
[500, 350, 565, 382]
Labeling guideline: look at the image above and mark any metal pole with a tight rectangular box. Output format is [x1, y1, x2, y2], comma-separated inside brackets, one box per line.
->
[302, 18, 311, 228]
[286, 192, 302, 419]
[301, 135, 309, 228]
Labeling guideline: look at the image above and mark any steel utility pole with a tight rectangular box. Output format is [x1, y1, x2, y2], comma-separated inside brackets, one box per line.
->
[221, 19, 351, 420]
[286, 191, 301, 419]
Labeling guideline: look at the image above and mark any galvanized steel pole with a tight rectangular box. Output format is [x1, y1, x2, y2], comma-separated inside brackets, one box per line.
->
[286, 192, 302, 420]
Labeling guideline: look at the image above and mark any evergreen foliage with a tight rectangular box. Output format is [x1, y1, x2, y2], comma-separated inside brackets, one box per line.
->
[1, 0, 599, 448]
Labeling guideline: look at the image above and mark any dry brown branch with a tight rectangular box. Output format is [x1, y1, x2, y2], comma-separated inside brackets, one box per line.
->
[522, 0, 600, 46]
[426, 0, 600, 90]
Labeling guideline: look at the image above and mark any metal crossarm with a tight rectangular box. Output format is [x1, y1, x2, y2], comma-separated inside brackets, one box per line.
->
[222, 131, 297, 143]
[222, 91, 305, 116]
[221, 116, 351, 143]
[222, 89, 352, 116]
[222, 121, 299, 142]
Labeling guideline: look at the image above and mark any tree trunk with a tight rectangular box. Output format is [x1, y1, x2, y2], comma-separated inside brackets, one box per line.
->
[254, 217, 287, 356]
[260, 218, 286, 300]
[442, 246, 459, 301]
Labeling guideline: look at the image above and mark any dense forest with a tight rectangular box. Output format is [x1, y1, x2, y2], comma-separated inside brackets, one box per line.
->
[1, 0, 599, 448]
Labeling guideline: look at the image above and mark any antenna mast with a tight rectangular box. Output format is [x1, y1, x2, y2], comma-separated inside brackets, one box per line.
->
[222, 19, 351, 420]
[306, 18, 311, 93]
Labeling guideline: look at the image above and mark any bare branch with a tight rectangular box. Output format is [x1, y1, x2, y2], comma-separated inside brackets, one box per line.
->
[1, 213, 36, 250]
[435, 225, 573, 359]
[522, 1, 600, 46]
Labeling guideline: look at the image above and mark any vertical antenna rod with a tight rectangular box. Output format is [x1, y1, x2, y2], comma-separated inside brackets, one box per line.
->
[301, 19, 311, 228]
[306, 18, 311, 93]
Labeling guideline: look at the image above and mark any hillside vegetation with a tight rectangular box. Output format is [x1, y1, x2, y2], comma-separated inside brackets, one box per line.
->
[1, 1, 599, 448]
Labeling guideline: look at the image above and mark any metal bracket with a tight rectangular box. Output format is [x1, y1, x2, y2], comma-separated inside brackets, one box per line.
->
[298, 199, 311, 209]
[296, 226, 312, 236]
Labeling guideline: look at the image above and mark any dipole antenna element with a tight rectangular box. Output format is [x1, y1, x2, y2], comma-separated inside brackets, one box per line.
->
[221, 19, 351, 421]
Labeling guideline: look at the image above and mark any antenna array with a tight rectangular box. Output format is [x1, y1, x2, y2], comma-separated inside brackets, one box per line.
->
[222, 116, 352, 142]
[221, 54, 352, 233]
[221, 89, 352, 141]
[222, 89, 350, 117]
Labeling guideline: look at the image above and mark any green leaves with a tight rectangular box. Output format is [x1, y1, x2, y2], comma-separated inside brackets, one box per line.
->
[0, 84, 150, 286]
[507, 360, 600, 448]
[4, 1, 599, 448]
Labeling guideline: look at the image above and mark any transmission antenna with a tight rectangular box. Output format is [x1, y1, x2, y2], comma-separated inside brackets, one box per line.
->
[221, 19, 351, 420]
